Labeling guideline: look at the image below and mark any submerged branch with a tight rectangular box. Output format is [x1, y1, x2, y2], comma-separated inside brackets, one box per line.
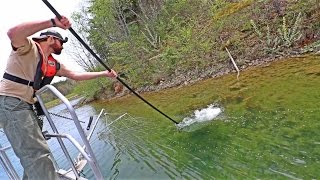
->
[225, 47, 240, 80]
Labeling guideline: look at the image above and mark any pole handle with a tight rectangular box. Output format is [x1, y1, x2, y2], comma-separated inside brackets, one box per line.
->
[43, 0, 62, 19]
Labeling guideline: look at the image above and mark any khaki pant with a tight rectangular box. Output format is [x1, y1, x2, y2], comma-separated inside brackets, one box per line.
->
[0, 95, 58, 180]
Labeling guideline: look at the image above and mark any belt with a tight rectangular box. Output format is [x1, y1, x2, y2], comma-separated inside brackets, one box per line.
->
[3, 72, 34, 87]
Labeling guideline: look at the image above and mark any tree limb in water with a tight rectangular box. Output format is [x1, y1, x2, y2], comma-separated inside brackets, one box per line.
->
[225, 47, 240, 80]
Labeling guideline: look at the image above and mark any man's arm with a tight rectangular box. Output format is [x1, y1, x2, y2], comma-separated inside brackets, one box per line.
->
[7, 16, 71, 48]
[57, 64, 117, 81]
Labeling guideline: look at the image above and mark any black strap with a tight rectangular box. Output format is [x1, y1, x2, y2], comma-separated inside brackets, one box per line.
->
[50, 18, 56, 27]
[3, 72, 34, 86]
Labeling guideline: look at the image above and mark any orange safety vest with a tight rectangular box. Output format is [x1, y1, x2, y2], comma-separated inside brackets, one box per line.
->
[3, 42, 60, 90]
[33, 43, 60, 90]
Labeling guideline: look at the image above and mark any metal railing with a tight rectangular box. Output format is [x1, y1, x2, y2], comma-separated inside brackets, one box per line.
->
[35, 85, 104, 180]
[0, 84, 104, 179]
[0, 144, 20, 180]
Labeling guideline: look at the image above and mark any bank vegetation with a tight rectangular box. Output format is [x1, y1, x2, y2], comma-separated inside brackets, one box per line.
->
[49, 0, 320, 103]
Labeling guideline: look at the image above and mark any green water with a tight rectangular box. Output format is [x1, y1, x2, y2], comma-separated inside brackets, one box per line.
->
[93, 55, 320, 179]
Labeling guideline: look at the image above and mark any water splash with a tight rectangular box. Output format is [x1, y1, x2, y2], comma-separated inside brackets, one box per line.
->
[176, 104, 222, 130]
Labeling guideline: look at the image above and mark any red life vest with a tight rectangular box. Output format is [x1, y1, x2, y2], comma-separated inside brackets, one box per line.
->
[2, 42, 60, 90]
[33, 43, 60, 90]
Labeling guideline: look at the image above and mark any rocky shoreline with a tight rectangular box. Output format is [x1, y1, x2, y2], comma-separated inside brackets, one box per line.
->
[81, 52, 318, 105]
[135, 56, 285, 93]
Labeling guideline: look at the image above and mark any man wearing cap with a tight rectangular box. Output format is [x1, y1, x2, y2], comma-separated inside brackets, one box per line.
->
[0, 16, 117, 179]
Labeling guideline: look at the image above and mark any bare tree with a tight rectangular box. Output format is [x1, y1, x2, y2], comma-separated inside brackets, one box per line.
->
[65, 7, 105, 71]
[129, 0, 165, 49]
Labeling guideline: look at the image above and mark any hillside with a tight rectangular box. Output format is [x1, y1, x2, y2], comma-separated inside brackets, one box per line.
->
[68, 0, 320, 101]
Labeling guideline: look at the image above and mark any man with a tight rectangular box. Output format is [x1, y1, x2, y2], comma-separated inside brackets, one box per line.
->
[0, 16, 117, 179]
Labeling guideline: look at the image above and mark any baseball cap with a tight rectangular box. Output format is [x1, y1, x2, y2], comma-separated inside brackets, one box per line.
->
[32, 30, 68, 43]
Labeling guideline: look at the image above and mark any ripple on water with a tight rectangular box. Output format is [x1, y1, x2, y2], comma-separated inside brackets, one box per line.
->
[176, 104, 223, 131]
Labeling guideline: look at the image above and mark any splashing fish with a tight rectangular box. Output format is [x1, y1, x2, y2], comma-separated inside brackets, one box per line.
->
[176, 104, 222, 130]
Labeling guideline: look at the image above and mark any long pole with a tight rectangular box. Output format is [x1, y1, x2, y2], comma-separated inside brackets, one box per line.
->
[42, 0, 178, 124]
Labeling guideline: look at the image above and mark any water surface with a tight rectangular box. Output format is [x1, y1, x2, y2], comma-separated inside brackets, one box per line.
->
[93, 55, 320, 179]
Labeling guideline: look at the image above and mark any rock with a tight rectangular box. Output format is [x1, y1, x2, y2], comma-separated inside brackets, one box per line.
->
[113, 82, 123, 94]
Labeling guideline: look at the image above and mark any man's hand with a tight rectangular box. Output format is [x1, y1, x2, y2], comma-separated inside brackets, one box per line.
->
[105, 69, 118, 78]
[54, 16, 71, 30]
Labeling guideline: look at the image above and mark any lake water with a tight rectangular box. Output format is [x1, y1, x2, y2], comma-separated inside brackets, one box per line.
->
[93, 55, 320, 179]
[1, 55, 320, 179]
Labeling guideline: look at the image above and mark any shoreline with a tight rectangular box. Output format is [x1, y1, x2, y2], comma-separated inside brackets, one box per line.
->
[80, 52, 318, 104]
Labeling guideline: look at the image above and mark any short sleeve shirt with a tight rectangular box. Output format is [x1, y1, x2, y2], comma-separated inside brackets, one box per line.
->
[0, 38, 41, 104]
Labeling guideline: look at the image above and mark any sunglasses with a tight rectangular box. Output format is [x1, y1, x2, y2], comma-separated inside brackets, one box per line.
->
[53, 37, 64, 45]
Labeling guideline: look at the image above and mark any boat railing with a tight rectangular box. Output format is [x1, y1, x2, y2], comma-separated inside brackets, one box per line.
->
[0, 84, 104, 179]
[0, 143, 20, 180]
[35, 84, 104, 180]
